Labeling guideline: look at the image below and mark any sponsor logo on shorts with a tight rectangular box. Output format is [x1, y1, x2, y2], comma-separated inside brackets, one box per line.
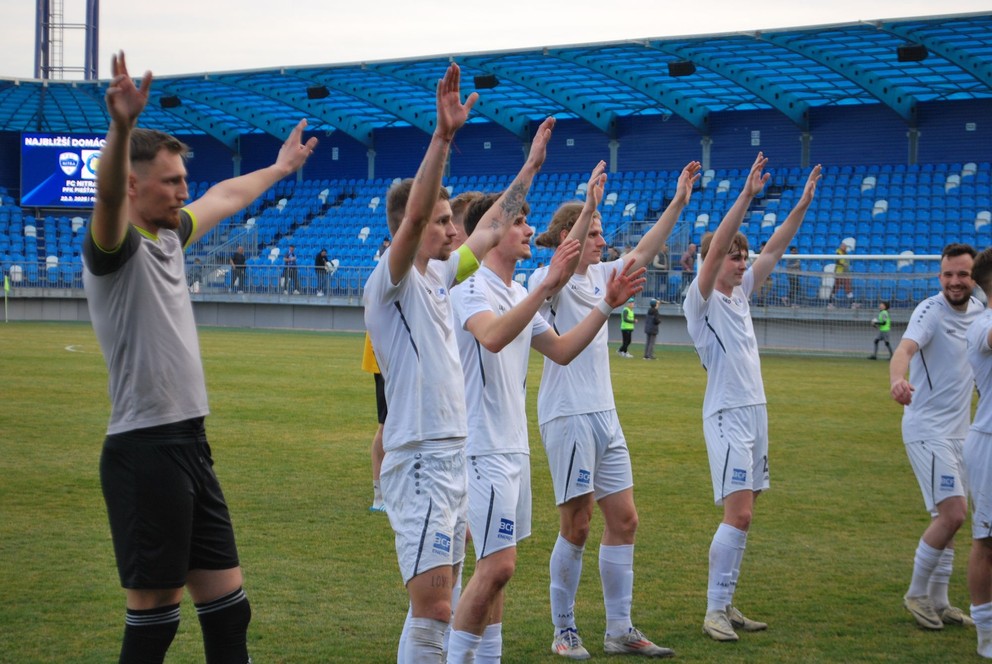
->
[732, 468, 748, 485]
[433, 532, 451, 555]
[577, 469, 591, 486]
[498, 518, 515, 540]
[941, 475, 955, 490]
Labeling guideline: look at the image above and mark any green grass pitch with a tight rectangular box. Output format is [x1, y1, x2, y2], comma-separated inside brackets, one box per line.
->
[0, 321, 979, 662]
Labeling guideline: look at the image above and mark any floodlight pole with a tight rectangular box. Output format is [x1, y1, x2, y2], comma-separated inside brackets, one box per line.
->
[34, 0, 100, 80]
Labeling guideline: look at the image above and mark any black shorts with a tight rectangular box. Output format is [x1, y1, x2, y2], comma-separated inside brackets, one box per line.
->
[99, 418, 240, 589]
[374, 372, 387, 424]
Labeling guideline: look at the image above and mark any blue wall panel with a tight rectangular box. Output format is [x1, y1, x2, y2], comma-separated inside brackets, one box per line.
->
[616, 114, 703, 173]
[808, 104, 907, 167]
[917, 99, 992, 165]
[709, 109, 803, 169]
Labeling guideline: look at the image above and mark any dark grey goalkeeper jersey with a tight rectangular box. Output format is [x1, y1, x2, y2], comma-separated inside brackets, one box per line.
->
[82, 210, 209, 435]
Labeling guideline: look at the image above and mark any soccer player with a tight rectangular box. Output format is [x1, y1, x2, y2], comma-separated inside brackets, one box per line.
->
[890, 243, 981, 630]
[445, 166, 647, 663]
[530, 160, 702, 659]
[965, 247, 992, 658]
[83, 52, 317, 663]
[684, 155, 821, 642]
[363, 61, 556, 662]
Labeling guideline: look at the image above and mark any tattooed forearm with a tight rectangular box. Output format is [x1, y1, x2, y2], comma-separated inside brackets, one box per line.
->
[497, 181, 527, 220]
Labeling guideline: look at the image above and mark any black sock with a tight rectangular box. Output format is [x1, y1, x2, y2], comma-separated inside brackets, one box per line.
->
[195, 587, 252, 664]
[119, 603, 180, 664]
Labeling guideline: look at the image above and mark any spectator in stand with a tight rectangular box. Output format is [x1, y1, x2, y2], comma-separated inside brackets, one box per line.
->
[785, 246, 801, 306]
[229, 245, 246, 292]
[314, 248, 331, 295]
[282, 244, 299, 294]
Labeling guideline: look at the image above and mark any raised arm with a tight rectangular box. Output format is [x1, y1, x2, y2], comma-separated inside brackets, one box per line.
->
[624, 161, 701, 270]
[464, 238, 580, 353]
[463, 116, 554, 262]
[389, 63, 478, 284]
[696, 153, 770, 300]
[559, 161, 607, 265]
[532, 259, 647, 364]
[187, 119, 318, 242]
[91, 52, 152, 250]
[750, 164, 821, 286]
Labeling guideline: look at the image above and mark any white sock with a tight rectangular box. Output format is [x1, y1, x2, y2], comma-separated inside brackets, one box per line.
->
[443, 566, 463, 652]
[729, 529, 749, 606]
[445, 629, 481, 664]
[708, 523, 746, 613]
[907, 539, 943, 598]
[600, 543, 634, 637]
[405, 617, 447, 663]
[397, 604, 413, 664]
[373, 480, 383, 505]
[972, 603, 992, 658]
[477, 623, 502, 664]
[928, 547, 954, 610]
[550, 533, 584, 630]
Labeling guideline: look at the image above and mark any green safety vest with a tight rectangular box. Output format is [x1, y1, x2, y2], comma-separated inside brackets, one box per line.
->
[877, 310, 891, 332]
[621, 307, 635, 331]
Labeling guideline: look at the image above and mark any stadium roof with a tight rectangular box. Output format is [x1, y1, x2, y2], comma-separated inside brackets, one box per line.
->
[1, 13, 989, 149]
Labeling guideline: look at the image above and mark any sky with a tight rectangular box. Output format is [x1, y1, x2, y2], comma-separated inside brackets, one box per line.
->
[2, 0, 990, 80]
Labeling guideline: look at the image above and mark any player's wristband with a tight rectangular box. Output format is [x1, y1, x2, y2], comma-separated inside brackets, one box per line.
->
[596, 299, 614, 317]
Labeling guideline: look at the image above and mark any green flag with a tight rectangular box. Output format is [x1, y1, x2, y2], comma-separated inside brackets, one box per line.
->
[3, 276, 8, 293]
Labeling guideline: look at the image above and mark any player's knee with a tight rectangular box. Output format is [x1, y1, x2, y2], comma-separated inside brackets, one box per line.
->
[482, 557, 516, 590]
[727, 510, 752, 532]
[418, 597, 452, 623]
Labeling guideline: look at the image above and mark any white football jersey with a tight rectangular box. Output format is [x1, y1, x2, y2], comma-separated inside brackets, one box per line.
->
[452, 266, 549, 456]
[683, 269, 765, 418]
[531, 259, 620, 425]
[968, 309, 992, 434]
[363, 248, 467, 452]
[902, 293, 982, 441]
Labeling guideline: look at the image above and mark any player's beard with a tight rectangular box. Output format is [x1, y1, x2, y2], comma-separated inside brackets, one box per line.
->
[944, 288, 972, 308]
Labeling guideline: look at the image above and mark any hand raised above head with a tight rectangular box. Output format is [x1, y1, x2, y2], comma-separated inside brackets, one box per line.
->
[275, 119, 319, 175]
[105, 51, 152, 127]
[585, 161, 608, 209]
[525, 116, 556, 171]
[435, 63, 478, 141]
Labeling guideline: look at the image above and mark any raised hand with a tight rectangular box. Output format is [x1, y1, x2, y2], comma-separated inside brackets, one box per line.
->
[105, 51, 152, 127]
[585, 161, 608, 210]
[743, 152, 771, 198]
[525, 116, 556, 171]
[435, 63, 478, 141]
[274, 119, 319, 176]
[605, 259, 647, 307]
[799, 164, 823, 204]
[674, 161, 702, 206]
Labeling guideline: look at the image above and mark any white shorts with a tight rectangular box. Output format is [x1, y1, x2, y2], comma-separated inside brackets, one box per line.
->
[466, 453, 532, 561]
[539, 410, 633, 506]
[703, 405, 770, 505]
[380, 442, 468, 584]
[905, 437, 967, 516]
[964, 430, 992, 539]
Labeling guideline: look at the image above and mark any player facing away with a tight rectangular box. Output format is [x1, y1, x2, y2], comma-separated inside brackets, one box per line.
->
[530, 160, 702, 659]
[445, 166, 647, 664]
[363, 61, 557, 663]
[889, 243, 981, 630]
[683, 155, 821, 642]
[83, 52, 317, 663]
[965, 247, 992, 658]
